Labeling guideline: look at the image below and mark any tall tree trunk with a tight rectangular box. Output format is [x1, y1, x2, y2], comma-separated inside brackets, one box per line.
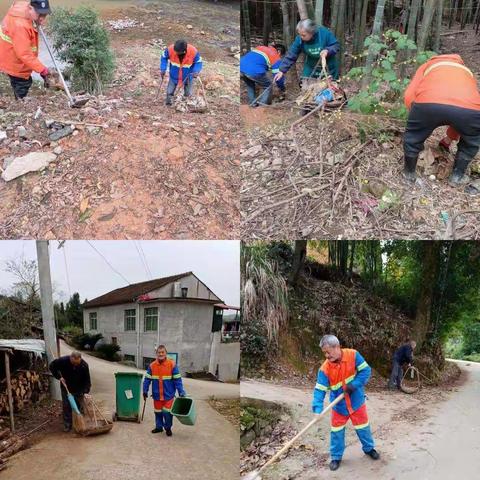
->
[296, 0, 309, 20]
[335, 0, 347, 75]
[306, 0, 316, 19]
[348, 242, 356, 277]
[263, 0, 272, 45]
[353, 0, 366, 60]
[241, 0, 251, 51]
[417, 0, 437, 51]
[433, 0, 444, 51]
[331, 0, 341, 31]
[474, 0, 480, 29]
[362, 0, 386, 89]
[412, 241, 441, 350]
[280, 0, 293, 47]
[289, 240, 308, 287]
[449, 0, 459, 29]
[315, 0, 325, 25]
[407, 0, 421, 40]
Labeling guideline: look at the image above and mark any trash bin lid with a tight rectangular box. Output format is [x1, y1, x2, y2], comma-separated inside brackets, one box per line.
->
[114, 372, 144, 378]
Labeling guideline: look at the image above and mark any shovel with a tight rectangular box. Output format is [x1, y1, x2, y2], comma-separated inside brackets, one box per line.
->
[242, 393, 345, 480]
[38, 26, 89, 108]
[141, 397, 147, 422]
[155, 75, 165, 101]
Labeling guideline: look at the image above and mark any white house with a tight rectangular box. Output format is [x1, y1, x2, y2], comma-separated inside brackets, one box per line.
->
[82, 271, 239, 380]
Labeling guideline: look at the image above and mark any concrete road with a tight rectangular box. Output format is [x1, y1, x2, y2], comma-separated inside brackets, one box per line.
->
[5, 342, 239, 480]
[242, 361, 480, 479]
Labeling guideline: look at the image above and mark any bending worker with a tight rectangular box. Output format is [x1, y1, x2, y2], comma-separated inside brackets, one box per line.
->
[312, 334, 379, 471]
[143, 344, 186, 437]
[0, 0, 51, 99]
[388, 340, 416, 390]
[49, 350, 91, 432]
[240, 44, 286, 106]
[403, 54, 480, 186]
[275, 19, 340, 85]
[160, 39, 202, 106]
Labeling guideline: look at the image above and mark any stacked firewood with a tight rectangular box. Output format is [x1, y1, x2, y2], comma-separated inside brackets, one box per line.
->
[0, 420, 27, 472]
[0, 370, 49, 414]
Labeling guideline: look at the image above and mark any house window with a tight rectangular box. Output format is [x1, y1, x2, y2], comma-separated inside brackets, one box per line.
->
[143, 357, 155, 370]
[124, 354, 135, 362]
[144, 307, 158, 331]
[89, 312, 97, 330]
[124, 309, 136, 331]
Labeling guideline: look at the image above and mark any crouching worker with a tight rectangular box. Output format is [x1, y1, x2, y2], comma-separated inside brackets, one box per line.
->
[49, 351, 91, 432]
[0, 0, 51, 99]
[143, 345, 186, 437]
[160, 39, 202, 106]
[403, 54, 480, 185]
[312, 335, 379, 471]
[240, 44, 286, 106]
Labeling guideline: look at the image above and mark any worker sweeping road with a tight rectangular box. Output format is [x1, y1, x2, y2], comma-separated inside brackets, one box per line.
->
[0, 0, 51, 99]
[49, 351, 91, 432]
[274, 19, 340, 86]
[403, 54, 480, 186]
[312, 335, 380, 471]
[160, 39, 203, 106]
[240, 44, 286, 107]
[143, 345, 186, 437]
[388, 340, 416, 390]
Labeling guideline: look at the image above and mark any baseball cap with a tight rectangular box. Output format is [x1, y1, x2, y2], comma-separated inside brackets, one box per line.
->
[31, 0, 51, 14]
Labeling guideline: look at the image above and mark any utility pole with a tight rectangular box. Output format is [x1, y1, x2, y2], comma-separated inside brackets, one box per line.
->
[36, 241, 61, 400]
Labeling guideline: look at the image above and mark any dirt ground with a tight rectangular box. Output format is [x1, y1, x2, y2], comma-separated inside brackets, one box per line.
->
[3, 342, 239, 480]
[240, 360, 478, 480]
[0, 0, 240, 239]
[240, 29, 480, 240]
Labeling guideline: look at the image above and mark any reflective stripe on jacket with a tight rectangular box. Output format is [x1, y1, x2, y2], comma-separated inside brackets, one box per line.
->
[0, 1, 45, 79]
[143, 358, 185, 401]
[240, 46, 285, 89]
[160, 43, 202, 85]
[312, 348, 371, 416]
[404, 54, 480, 111]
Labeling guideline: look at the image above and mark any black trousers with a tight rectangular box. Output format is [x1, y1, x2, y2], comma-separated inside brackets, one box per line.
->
[61, 387, 84, 428]
[404, 102, 480, 159]
[9, 75, 32, 99]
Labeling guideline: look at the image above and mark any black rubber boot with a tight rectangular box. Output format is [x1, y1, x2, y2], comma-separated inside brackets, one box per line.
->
[165, 95, 173, 106]
[448, 152, 471, 185]
[165, 428, 173, 437]
[403, 154, 418, 182]
[365, 449, 380, 460]
[329, 460, 341, 471]
[151, 427, 164, 434]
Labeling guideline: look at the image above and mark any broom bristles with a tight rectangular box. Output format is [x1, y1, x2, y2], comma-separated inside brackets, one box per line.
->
[72, 411, 86, 432]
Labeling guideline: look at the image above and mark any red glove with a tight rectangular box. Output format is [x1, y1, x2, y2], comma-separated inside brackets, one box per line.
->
[40, 67, 49, 77]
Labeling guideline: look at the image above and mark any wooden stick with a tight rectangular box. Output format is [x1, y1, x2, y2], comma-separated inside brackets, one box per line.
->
[4, 353, 14, 434]
[255, 393, 345, 477]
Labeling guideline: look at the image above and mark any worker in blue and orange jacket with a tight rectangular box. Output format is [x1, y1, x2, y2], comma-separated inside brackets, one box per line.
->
[403, 54, 480, 186]
[143, 344, 186, 436]
[312, 335, 380, 471]
[0, 0, 51, 99]
[160, 39, 203, 106]
[240, 44, 286, 106]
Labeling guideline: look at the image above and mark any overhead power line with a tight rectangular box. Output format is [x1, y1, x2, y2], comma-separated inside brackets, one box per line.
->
[86, 241, 131, 286]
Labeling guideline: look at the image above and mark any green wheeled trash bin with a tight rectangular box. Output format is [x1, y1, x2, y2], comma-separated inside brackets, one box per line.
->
[113, 372, 144, 422]
[171, 397, 197, 426]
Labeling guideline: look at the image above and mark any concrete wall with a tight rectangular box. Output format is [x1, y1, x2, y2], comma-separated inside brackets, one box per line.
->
[148, 273, 221, 301]
[83, 299, 215, 374]
[209, 337, 240, 383]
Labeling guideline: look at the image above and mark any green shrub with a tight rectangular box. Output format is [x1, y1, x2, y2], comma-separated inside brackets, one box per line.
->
[347, 30, 436, 119]
[462, 322, 480, 356]
[48, 6, 115, 93]
[72, 333, 103, 350]
[62, 325, 83, 337]
[97, 343, 121, 361]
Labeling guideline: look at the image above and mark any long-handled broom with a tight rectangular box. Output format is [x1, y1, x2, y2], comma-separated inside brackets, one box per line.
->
[242, 393, 345, 480]
[60, 378, 86, 432]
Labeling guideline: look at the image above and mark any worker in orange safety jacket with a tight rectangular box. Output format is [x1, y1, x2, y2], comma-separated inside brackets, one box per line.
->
[312, 335, 380, 471]
[143, 344, 186, 437]
[403, 54, 480, 186]
[0, 0, 51, 99]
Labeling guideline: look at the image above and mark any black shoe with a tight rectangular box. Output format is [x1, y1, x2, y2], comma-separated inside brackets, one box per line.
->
[151, 427, 164, 434]
[165, 429, 172, 437]
[365, 449, 380, 460]
[403, 154, 418, 182]
[165, 96, 173, 106]
[63, 425, 72, 432]
[329, 460, 341, 471]
[449, 152, 471, 185]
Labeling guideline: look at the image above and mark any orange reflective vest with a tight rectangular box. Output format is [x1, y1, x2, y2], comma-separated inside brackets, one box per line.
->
[166, 44, 201, 86]
[404, 54, 480, 111]
[0, 1, 45, 79]
[251, 46, 282, 74]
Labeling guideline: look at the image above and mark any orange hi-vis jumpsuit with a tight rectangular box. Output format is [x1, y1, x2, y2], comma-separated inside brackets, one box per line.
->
[403, 54, 480, 160]
[0, 1, 47, 98]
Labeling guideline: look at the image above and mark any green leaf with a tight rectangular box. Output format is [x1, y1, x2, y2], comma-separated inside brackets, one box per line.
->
[383, 70, 397, 82]
[381, 60, 392, 70]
